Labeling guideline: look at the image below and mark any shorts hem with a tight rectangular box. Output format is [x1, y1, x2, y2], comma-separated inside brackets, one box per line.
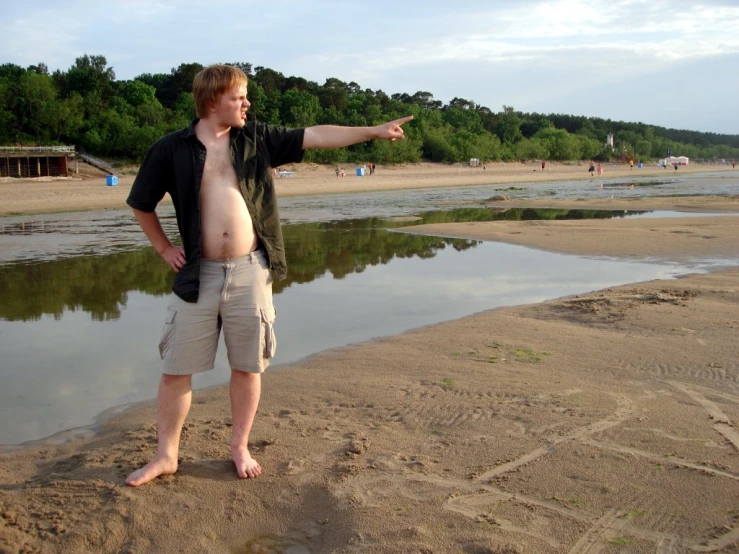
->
[162, 365, 214, 376]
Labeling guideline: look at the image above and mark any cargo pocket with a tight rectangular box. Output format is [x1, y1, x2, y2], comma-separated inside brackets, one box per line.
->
[158, 308, 177, 360]
[260, 306, 277, 359]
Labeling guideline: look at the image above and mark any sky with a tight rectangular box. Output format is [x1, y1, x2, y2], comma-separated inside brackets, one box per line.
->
[2, 0, 739, 134]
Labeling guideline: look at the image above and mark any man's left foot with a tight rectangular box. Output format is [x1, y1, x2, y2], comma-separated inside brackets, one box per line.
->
[232, 446, 262, 479]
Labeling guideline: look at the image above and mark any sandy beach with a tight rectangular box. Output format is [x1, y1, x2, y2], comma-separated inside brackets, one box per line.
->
[1, 167, 739, 553]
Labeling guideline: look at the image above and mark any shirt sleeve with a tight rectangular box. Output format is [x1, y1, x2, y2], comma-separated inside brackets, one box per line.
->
[126, 140, 172, 212]
[260, 124, 306, 168]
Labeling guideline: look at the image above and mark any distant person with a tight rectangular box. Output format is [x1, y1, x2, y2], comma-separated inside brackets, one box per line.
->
[335, 166, 340, 178]
[541, 161, 546, 171]
[674, 163, 678, 171]
[596, 163, 603, 176]
[629, 160, 634, 170]
[588, 161, 595, 176]
[732, 161, 735, 169]
[124, 64, 413, 487]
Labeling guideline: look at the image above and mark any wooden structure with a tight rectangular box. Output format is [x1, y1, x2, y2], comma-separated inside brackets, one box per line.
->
[0, 146, 74, 178]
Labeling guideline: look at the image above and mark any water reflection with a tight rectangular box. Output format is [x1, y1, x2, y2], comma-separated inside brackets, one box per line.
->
[0, 208, 643, 322]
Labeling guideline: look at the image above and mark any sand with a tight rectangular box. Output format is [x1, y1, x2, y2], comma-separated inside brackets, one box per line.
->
[1, 167, 739, 553]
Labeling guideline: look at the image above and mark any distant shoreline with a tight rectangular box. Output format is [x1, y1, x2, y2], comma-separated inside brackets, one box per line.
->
[0, 161, 735, 217]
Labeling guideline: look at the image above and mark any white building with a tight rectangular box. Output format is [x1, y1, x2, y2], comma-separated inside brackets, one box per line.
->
[658, 156, 689, 166]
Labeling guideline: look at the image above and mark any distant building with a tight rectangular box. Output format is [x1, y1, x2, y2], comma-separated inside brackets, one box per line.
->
[659, 156, 689, 166]
[605, 134, 614, 149]
[0, 146, 74, 178]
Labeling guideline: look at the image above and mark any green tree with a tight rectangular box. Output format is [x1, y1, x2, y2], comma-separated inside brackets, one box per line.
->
[496, 105, 523, 144]
[18, 71, 57, 142]
[516, 138, 550, 160]
[534, 128, 583, 160]
[280, 88, 321, 127]
[635, 139, 652, 159]
[49, 92, 84, 142]
[158, 63, 204, 108]
[64, 54, 115, 101]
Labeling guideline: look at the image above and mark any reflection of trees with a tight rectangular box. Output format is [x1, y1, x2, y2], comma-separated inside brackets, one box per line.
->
[404, 207, 646, 223]
[278, 220, 477, 292]
[0, 222, 478, 321]
[0, 249, 173, 322]
[0, 208, 642, 321]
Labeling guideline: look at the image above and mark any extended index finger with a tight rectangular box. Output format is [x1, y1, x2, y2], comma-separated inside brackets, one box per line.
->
[392, 115, 414, 126]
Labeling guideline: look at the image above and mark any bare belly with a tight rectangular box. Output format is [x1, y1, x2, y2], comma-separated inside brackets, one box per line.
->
[200, 184, 258, 260]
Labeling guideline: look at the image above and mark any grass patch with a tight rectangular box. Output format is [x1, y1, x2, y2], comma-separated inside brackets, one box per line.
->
[441, 378, 454, 385]
[511, 348, 550, 364]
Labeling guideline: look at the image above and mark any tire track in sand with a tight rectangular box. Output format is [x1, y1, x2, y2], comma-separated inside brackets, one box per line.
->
[475, 394, 635, 482]
[670, 381, 739, 452]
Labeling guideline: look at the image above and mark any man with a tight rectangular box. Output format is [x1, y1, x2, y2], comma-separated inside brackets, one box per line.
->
[125, 64, 412, 487]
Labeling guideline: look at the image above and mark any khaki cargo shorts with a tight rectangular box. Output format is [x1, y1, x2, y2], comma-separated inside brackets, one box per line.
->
[158, 250, 276, 375]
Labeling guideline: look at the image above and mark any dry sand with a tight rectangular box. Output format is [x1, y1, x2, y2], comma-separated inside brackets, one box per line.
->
[1, 169, 739, 553]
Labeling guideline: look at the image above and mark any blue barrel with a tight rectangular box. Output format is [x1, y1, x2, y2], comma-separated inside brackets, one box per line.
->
[106, 175, 119, 186]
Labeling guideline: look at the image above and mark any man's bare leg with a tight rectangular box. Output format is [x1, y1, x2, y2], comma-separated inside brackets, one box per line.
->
[230, 369, 262, 478]
[125, 373, 192, 486]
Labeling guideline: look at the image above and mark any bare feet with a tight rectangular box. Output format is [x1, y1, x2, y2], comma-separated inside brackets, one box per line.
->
[125, 456, 178, 487]
[232, 446, 262, 479]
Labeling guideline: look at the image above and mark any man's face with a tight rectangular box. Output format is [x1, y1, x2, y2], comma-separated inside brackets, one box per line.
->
[212, 84, 249, 128]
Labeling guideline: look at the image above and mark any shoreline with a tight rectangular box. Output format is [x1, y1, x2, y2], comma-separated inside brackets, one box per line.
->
[0, 162, 735, 217]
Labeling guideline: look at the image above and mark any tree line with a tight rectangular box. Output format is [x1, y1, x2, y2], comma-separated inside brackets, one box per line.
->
[1, 55, 738, 165]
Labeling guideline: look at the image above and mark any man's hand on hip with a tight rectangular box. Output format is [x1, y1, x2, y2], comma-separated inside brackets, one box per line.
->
[159, 245, 186, 272]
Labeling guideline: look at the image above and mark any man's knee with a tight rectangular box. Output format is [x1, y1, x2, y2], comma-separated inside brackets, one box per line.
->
[231, 368, 261, 381]
[161, 373, 192, 387]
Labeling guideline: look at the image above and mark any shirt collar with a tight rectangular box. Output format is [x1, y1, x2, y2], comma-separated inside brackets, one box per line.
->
[180, 118, 242, 143]
[180, 119, 199, 139]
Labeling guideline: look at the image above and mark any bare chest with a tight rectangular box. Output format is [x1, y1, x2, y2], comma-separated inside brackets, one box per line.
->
[202, 147, 238, 187]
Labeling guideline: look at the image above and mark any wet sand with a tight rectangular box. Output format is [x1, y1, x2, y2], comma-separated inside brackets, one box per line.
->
[1, 172, 739, 553]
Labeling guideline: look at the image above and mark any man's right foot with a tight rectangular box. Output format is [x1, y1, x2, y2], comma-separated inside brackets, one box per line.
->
[125, 456, 178, 487]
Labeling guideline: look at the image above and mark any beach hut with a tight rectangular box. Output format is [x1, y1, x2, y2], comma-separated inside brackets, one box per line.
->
[0, 146, 74, 177]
